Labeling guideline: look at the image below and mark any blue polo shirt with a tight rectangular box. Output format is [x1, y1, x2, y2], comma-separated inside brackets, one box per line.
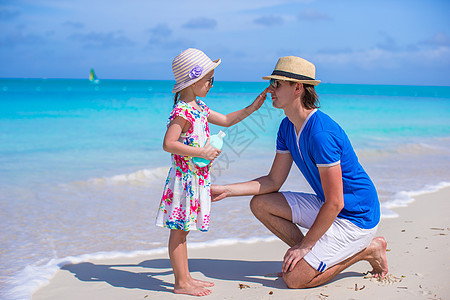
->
[276, 109, 380, 229]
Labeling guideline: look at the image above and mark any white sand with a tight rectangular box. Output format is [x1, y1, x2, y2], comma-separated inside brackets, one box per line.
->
[33, 187, 450, 300]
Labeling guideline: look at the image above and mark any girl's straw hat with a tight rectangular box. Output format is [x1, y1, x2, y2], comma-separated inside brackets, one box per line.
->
[262, 56, 320, 86]
[172, 48, 221, 93]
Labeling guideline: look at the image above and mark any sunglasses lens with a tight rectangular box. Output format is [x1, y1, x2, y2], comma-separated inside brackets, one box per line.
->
[211, 77, 214, 85]
[270, 79, 277, 88]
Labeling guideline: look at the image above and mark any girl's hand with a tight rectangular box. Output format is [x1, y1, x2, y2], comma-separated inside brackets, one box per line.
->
[201, 138, 221, 160]
[211, 184, 230, 202]
[250, 88, 269, 111]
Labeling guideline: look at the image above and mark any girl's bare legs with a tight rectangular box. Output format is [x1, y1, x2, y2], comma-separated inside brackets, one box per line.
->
[168, 229, 212, 296]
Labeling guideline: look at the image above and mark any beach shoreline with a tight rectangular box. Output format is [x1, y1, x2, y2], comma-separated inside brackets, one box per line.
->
[2, 79, 449, 299]
[30, 186, 450, 300]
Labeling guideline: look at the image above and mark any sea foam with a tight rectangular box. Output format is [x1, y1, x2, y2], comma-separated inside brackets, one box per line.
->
[380, 181, 450, 217]
[71, 166, 170, 186]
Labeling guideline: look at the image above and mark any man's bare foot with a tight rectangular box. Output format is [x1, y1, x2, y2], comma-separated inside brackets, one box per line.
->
[367, 236, 389, 278]
[174, 282, 211, 297]
[191, 278, 214, 287]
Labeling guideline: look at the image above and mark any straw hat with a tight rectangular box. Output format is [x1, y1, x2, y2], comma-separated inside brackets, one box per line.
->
[172, 48, 221, 93]
[262, 56, 320, 86]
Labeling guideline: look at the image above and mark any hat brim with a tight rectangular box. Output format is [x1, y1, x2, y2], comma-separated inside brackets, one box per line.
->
[262, 74, 320, 86]
[172, 59, 221, 93]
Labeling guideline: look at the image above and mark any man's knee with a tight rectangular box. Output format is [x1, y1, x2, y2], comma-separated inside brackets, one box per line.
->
[284, 278, 307, 289]
[283, 271, 309, 289]
[250, 193, 292, 220]
[282, 260, 318, 289]
[249, 194, 268, 217]
[249, 193, 278, 217]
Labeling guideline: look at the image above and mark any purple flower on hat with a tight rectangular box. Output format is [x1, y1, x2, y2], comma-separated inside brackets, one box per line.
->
[189, 65, 203, 79]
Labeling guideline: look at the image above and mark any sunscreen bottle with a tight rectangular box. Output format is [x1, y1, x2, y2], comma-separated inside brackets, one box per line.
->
[193, 131, 226, 167]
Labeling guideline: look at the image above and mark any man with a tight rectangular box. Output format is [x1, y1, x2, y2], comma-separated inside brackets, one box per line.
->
[211, 56, 388, 288]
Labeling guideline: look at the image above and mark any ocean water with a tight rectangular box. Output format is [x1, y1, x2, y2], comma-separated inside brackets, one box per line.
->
[1, 79, 449, 299]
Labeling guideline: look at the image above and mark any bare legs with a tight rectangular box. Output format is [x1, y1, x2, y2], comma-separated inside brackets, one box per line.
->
[250, 192, 388, 289]
[249, 192, 304, 248]
[168, 229, 213, 296]
[282, 236, 389, 288]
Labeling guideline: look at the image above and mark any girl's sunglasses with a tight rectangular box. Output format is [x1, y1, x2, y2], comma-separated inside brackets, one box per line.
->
[207, 76, 214, 86]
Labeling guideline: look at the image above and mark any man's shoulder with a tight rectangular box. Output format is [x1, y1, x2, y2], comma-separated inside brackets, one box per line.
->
[307, 111, 347, 148]
[311, 109, 333, 124]
[309, 110, 341, 134]
[279, 116, 292, 129]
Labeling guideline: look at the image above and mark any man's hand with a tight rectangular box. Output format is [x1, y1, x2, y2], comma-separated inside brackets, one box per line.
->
[211, 184, 230, 202]
[282, 243, 312, 273]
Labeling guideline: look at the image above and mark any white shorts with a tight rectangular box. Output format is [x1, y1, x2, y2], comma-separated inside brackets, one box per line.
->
[282, 191, 378, 272]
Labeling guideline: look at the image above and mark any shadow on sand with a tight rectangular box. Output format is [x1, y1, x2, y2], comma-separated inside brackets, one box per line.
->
[62, 258, 364, 293]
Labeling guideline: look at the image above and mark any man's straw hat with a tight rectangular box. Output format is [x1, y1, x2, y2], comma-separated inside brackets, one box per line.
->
[262, 56, 320, 86]
[172, 48, 221, 93]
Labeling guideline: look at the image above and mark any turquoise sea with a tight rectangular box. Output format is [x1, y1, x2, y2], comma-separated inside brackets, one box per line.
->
[1, 79, 450, 298]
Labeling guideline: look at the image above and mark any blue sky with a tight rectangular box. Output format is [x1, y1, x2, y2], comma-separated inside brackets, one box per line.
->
[1, 0, 449, 85]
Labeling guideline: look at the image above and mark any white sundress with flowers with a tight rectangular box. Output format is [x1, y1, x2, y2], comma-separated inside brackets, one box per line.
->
[155, 99, 212, 232]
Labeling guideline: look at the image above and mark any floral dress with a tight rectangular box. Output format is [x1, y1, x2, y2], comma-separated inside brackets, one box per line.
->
[155, 99, 211, 232]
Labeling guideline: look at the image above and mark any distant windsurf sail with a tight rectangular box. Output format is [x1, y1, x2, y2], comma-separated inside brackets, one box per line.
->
[89, 69, 99, 83]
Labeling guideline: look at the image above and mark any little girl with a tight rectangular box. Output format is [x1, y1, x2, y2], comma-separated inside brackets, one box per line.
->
[155, 48, 268, 296]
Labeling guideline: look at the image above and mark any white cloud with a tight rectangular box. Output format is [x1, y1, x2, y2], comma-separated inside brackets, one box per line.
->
[0, 28, 44, 47]
[0, 7, 21, 20]
[62, 21, 84, 29]
[421, 33, 450, 47]
[314, 44, 450, 70]
[253, 15, 284, 26]
[182, 17, 217, 30]
[298, 8, 332, 21]
[70, 31, 135, 49]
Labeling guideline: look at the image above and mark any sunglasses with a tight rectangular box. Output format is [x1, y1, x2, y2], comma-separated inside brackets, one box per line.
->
[207, 76, 214, 86]
[270, 78, 281, 89]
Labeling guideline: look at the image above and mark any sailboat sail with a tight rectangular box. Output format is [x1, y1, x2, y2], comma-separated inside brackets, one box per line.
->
[89, 69, 99, 82]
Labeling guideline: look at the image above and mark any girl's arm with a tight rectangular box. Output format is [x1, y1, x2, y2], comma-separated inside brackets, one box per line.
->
[163, 116, 220, 160]
[208, 88, 269, 127]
